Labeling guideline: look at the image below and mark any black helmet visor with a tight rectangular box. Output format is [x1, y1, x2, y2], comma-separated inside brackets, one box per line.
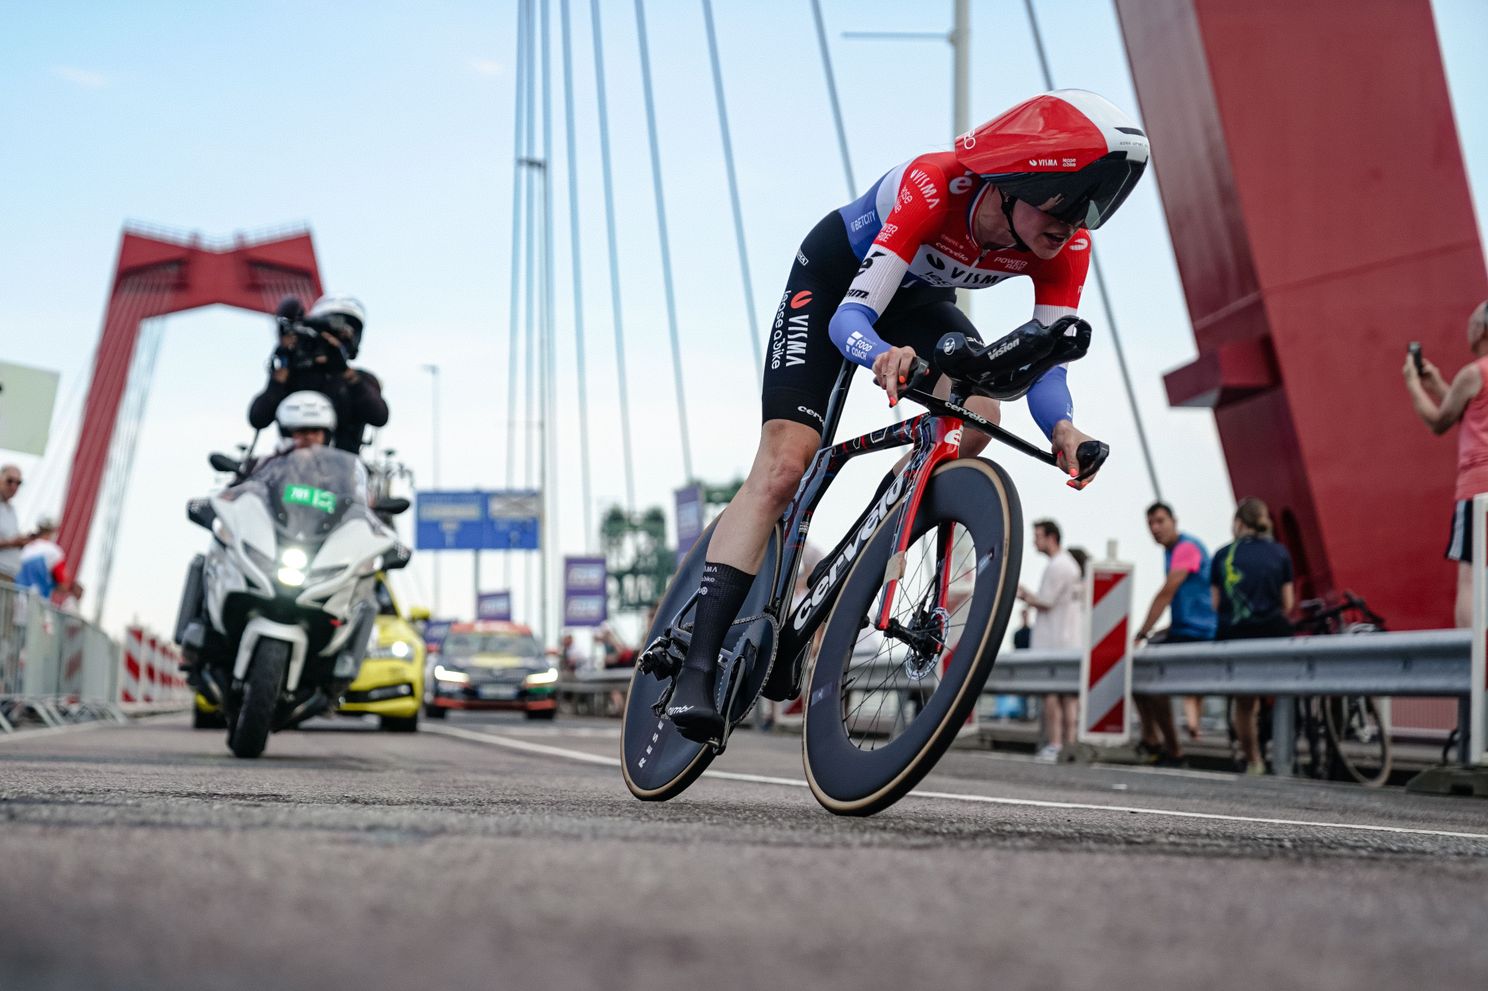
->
[991, 154, 1146, 230]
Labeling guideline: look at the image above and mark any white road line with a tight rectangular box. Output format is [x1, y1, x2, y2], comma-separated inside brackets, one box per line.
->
[425, 723, 1488, 843]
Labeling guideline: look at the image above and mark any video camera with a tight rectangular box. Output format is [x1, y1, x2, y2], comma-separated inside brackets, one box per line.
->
[272, 297, 350, 375]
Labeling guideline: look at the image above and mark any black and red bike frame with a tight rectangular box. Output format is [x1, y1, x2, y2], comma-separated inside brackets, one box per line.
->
[760, 359, 1057, 683]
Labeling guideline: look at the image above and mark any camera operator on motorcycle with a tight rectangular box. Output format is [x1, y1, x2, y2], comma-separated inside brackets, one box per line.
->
[247, 294, 389, 454]
[663, 89, 1150, 743]
[175, 390, 410, 757]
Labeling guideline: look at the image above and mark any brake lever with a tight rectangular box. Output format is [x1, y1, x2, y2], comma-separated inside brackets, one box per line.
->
[1058, 439, 1110, 490]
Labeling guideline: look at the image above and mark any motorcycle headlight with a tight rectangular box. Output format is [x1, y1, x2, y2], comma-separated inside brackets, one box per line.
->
[276, 566, 306, 587]
[523, 667, 559, 687]
[281, 547, 309, 570]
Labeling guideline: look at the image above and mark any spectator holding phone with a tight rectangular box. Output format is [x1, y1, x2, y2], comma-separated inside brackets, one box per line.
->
[1403, 299, 1488, 627]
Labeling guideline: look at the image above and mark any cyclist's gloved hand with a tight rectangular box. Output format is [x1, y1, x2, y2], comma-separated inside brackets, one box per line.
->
[872, 345, 921, 408]
[1051, 422, 1109, 490]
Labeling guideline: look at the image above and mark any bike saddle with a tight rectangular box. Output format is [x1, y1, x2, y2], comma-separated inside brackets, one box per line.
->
[932, 315, 1092, 401]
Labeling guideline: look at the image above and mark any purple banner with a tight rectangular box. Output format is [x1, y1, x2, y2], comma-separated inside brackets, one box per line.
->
[675, 484, 704, 565]
[476, 591, 512, 622]
[563, 556, 608, 627]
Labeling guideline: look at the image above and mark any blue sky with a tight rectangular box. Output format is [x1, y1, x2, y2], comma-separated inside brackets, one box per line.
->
[2, 0, 1486, 644]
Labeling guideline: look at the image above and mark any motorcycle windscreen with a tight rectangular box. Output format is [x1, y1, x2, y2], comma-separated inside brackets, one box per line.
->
[241, 447, 372, 543]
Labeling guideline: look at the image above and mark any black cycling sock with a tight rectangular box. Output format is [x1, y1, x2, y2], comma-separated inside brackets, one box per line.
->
[682, 562, 756, 674]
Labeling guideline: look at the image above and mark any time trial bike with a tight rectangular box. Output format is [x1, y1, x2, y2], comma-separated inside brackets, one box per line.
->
[621, 316, 1108, 816]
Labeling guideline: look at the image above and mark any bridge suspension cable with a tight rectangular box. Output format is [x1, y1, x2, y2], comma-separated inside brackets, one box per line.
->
[810, 0, 857, 193]
[1022, 0, 1163, 501]
[559, 0, 596, 547]
[700, 0, 762, 377]
[633, 0, 695, 483]
[538, 0, 556, 639]
[504, 0, 532, 587]
[588, 0, 638, 513]
[90, 272, 172, 625]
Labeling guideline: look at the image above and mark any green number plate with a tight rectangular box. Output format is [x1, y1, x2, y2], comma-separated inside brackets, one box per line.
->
[283, 484, 337, 514]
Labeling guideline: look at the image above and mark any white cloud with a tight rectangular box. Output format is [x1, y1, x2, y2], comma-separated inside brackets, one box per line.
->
[51, 66, 109, 89]
[468, 57, 502, 77]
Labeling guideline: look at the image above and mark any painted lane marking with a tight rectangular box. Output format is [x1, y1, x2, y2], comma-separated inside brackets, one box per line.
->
[423, 725, 1488, 843]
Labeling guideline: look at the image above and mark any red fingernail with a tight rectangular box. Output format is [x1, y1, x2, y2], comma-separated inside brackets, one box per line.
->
[898, 376, 905, 384]
[890, 398, 897, 408]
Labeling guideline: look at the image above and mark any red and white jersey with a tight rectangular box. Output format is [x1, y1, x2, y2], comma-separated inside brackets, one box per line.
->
[837, 151, 1091, 320]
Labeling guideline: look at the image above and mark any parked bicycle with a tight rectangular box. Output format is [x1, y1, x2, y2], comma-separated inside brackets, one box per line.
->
[1250, 592, 1392, 786]
[621, 317, 1107, 815]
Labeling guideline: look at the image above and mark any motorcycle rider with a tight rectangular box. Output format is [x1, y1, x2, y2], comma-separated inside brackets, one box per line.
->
[247, 294, 389, 453]
[179, 392, 344, 683]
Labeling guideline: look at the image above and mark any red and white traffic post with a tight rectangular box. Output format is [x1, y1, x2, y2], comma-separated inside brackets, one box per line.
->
[1078, 556, 1134, 746]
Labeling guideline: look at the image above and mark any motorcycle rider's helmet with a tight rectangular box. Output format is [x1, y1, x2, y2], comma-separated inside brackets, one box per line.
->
[307, 294, 367, 358]
[954, 89, 1149, 231]
[275, 391, 337, 441]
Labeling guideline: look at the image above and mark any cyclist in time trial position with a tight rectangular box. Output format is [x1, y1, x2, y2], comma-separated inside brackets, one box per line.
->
[664, 89, 1152, 743]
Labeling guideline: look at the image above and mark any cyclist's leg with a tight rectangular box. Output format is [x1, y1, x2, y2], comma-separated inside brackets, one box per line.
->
[666, 215, 852, 740]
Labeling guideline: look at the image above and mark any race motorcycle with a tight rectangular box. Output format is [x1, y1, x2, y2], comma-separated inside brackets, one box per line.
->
[174, 445, 411, 758]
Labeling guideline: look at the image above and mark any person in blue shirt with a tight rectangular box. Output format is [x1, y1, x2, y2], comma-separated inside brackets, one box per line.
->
[1132, 502, 1217, 765]
[1211, 497, 1295, 774]
[15, 518, 66, 601]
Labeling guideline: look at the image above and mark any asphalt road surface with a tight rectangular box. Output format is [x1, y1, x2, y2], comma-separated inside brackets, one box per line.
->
[3, 710, 1486, 991]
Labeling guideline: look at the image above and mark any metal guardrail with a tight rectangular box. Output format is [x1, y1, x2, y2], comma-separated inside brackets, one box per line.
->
[558, 630, 1476, 766]
[991, 630, 1473, 697]
[0, 581, 127, 731]
[562, 630, 1473, 697]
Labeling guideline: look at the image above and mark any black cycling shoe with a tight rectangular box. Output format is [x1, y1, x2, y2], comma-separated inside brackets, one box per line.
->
[665, 664, 723, 744]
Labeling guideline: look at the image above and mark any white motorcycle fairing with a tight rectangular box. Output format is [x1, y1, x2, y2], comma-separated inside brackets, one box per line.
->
[233, 616, 311, 690]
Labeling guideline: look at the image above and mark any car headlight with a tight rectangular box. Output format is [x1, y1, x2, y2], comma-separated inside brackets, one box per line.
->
[523, 667, 559, 686]
[434, 664, 469, 684]
[366, 640, 416, 661]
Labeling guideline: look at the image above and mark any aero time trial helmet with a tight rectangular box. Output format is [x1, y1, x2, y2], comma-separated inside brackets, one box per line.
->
[955, 89, 1150, 230]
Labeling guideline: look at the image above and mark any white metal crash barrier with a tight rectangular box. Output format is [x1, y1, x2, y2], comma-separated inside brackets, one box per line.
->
[0, 580, 126, 730]
[121, 625, 191, 709]
[1470, 492, 1486, 766]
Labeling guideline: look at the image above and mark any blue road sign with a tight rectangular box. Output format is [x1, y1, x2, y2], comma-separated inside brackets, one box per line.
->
[485, 490, 541, 550]
[415, 491, 487, 550]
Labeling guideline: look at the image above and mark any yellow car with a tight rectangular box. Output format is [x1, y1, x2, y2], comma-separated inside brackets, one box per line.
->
[337, 576, 427, 732]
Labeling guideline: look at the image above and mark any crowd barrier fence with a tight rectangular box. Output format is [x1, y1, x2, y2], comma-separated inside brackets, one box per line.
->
[0, 581, 192, 731]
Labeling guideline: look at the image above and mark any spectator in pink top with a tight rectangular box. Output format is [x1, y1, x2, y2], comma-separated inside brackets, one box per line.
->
[1403, 299, 1488, 628]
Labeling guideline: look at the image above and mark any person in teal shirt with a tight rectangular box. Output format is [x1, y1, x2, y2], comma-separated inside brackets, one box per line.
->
[1133, 502, 1217, 764]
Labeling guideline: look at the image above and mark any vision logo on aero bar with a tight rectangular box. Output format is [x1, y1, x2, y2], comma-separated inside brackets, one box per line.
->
[790, 290, 813, 310]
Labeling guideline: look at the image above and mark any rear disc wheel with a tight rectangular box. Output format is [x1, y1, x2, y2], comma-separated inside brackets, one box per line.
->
[620, 515, 780, 801]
